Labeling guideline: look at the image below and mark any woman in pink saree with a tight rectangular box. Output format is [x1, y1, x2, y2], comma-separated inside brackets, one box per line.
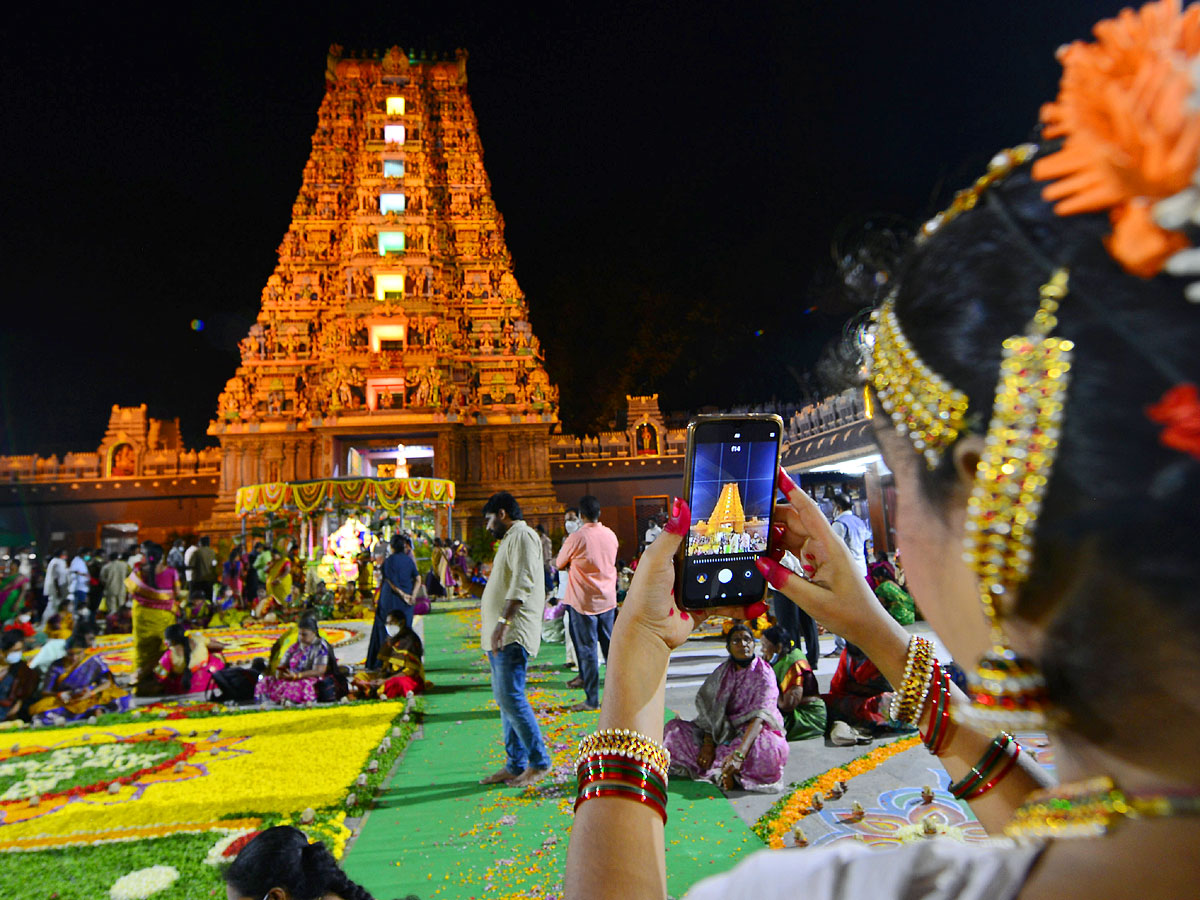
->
[663, 624, 788, 791]
[255, 615, 330, 704]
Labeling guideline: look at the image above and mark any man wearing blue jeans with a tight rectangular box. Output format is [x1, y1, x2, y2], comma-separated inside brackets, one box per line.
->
[478, 491, 552, 788]
[555, 495, 619, 711]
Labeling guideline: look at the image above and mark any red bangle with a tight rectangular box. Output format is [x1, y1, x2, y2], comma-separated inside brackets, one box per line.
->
[919, 663, 942, 744]
[964, 743, 1021, 800]
[574, 783, 668, 823]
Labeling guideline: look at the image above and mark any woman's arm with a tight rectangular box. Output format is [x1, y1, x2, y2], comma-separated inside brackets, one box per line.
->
[760, 471, 1052, 832]
[719, 718, 766, 790]
[565, 500, 756, 900]
[777, 684, 805, 714]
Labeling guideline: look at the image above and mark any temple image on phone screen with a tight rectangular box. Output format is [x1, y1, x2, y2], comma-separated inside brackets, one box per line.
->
[685, 439, 776, 601]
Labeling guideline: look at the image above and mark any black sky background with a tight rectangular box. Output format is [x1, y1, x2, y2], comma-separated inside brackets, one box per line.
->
[0, 1, 1127, 456]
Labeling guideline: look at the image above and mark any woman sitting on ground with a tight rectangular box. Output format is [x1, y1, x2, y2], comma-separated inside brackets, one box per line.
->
[823, 641, 914, 738]
[760, 625, 826, 740]
[154, 623, 227, 695]
[352, 610, 427, 699]
[0, 631, 39, 722]
[29, 623, 131, 723]
[867, 555, 916, 626]
[255, 614, 330, 704]
[662, 623, 788, 791]
[225, 825, 376, 900]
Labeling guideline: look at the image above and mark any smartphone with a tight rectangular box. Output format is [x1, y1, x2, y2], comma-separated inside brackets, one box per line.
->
[676, 414, 784, 608]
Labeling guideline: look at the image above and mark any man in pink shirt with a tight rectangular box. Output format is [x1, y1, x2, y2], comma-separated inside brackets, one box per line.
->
[555, 494, 619, 711]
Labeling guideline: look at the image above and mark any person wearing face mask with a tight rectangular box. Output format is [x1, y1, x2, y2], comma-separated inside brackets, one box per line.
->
[662, 624, 788, 792]
[0, 631, 39, 722]
[351, 610, 426, 699]
[557, 507, 582, 680]
[28, 621, 131, 723]
[365, 534, 419, 671]
[224, 826, 378, 900]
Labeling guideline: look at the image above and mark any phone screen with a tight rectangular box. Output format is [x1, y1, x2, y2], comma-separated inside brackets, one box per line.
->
[679, 416, 782, 608]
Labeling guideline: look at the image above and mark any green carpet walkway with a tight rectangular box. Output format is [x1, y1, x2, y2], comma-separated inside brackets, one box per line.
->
[343, 604, 758, 900]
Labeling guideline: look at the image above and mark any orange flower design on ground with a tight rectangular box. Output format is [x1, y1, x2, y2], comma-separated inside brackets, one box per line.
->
[1032, 0, 1200, 277]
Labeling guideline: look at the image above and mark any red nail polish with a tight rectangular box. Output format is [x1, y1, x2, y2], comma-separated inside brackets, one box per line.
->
[680, 611, 689, 621]
[664, 497, 691, 536]
[743, 601, 767, 619]
[668, 606, 675, 617]
[802, 564, 815, 574]
[777, 467, 799, 496]
[756, 556, 787, 588]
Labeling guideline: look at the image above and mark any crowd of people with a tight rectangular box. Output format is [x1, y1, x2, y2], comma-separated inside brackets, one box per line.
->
[0, 523, 465, 719]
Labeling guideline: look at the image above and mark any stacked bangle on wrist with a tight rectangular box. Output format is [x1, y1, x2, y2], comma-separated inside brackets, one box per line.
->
[496, 617, 509, 625]
[949, 732, 1022, 801]
[919, 662, 953, 756]
[889, 636, 936, 724]
[575, 729, 671, 824]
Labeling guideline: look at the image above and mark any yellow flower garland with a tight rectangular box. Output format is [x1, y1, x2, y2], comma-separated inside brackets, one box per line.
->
[760, 736, 921, 848]
[0, 704, 398, 851]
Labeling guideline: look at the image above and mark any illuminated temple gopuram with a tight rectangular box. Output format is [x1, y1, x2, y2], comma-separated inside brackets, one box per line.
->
[0, 45, 891, 557]
[203, 45, 561, 535]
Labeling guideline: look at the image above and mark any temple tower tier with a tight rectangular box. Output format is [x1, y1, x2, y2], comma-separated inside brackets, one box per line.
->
[202, 46, 561, 538]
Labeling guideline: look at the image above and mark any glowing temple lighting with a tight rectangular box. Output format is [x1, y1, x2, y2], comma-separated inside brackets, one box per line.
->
[383, 124, 406, 144]
[386, 96, 405, 115]
[374, 273, 405, 302]
[378, 231, 406, 255]
[379, 193, 406, 214]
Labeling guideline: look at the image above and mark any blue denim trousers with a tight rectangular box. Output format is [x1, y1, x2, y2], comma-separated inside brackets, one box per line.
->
[487, 642, 552, 774]
[566, 606, 615, 708]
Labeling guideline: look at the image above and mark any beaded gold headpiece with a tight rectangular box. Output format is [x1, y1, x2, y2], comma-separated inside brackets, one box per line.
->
[867, 299, 969, 469]
[867, 144, 1038, 469]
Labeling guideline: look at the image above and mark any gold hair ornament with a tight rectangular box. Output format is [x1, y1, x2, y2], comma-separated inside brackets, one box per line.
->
[868, 299, 969, 469]
[958, 268, 1073, 731]
[867, 144, 1038, 469]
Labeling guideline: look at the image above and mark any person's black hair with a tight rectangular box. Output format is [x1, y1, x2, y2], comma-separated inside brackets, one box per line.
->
[298, 614, 320, 634]
[883, 149, 1200, 746]
[67, 619, 98, 650]
[225, 826, 375, 900]
[141, 542, 164, 582]
[108, 551, 119, 561]
[762, 625, 795, 654]
[832, 493, 853, 512]
[163, 623, 192, 690]
[199, 536, 210, 547]
[565, 506, 579, 516]
[390, 534, 406, 553]
[482, 491, 522, 520]
[579, 495, 602, 521]
[1, 631, 23, 653]
[724, 623, 755, 651]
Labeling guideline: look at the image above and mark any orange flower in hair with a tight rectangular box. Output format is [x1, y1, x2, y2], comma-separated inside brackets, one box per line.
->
[1147, 382, 1200, 459]
[1032, 0, 1200, 277]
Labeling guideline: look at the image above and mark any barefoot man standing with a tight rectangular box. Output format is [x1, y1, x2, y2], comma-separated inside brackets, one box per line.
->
[478, 491, 553, 788]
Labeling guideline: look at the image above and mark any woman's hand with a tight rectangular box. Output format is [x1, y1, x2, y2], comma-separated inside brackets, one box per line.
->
[756, 468, 893, 649]
[616, 498, 766, 654]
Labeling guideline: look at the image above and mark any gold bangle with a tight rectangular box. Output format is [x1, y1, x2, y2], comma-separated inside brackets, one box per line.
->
[889, 636, 935, 724]
[577, 728, 671, 775]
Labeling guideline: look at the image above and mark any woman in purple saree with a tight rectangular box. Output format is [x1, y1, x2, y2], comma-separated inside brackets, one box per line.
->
[28, 631, 131, 724]
[663, 624, 788, 791]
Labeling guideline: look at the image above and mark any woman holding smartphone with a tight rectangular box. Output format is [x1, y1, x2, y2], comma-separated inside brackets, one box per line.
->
[564, 3, 1200, 896]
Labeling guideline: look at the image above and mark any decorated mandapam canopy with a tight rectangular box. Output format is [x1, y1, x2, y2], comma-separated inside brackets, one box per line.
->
[235, 476, 455, 516]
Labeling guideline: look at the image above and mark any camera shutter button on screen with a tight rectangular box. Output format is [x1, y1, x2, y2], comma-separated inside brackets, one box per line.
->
[717, 568, 733, 584]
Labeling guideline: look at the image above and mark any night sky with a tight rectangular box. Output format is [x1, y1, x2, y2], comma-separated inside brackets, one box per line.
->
[1, 1, 1127, 456]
